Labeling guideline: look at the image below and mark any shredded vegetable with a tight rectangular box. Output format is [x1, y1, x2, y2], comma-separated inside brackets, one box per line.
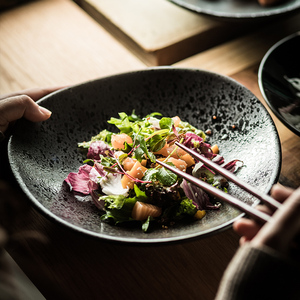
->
[65, 111, 241, 232]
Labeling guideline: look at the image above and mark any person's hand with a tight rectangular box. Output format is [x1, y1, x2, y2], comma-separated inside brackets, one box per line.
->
[0, 87, 62, 246]
[0, 87, 62, 135]
[234, 184, 300, 258]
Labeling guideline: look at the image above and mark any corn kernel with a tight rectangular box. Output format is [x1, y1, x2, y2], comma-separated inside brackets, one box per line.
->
[194, 210, 206, 219]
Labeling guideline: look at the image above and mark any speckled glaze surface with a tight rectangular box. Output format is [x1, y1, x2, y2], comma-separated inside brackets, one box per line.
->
[170, 0, 300, 21]
[8, 67, 281, 243]
[259, 32, 300, 136]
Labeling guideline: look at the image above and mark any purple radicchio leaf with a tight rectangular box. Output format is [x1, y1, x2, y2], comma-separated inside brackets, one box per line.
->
[93, 162, 107, 177]
[180, 179, 219, 210]
[183, 132, 203, 148]
[212, 154, 225, 165]
[65, 164, 93, 195]
[88, 163, 108, 210]
[65, 162, 108, 196]
[88, 185, 105, 210]
[223, 159, 244, 173]
[88, 165, 103, 191]
[183, 132, 214, 159]
[87, 141, 114, 160]
[199, 143, 214, 159]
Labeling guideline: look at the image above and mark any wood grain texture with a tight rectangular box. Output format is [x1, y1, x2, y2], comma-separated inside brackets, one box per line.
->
[0, 2, 241, 300]
[75, 0, 255, 66]
[5, 200, 239, 300]
[0, 0, 145, 94]
[175, 12, 300, 77]
[0, 1, 299, 299]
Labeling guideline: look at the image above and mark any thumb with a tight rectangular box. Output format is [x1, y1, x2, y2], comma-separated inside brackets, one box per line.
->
[0, 95, 52, 132]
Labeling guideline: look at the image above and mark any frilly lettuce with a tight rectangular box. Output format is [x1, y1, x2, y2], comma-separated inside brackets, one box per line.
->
[100, 173, 129, 197]
[65, 111, 242, 233]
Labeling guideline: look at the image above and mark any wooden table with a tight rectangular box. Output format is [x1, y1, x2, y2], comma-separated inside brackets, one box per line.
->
[0, 1, 299, 299]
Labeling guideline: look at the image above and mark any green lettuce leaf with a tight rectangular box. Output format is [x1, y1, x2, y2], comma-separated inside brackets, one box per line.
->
[100, 195, 136, 223]
[159, 117, 173, 131]
[142, 216, 153, 232]
[134, 134, 156, 163]
[100, 185, 148, 224]
[143, 165, 177, 187]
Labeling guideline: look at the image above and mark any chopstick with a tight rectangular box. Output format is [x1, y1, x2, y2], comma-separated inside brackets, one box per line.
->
[175, 141, 281, 210]
[156, 160, 271, 224]
[155, 141, 282, 224]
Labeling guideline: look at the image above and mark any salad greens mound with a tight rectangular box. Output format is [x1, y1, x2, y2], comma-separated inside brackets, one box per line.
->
[65, 111, 240, 232]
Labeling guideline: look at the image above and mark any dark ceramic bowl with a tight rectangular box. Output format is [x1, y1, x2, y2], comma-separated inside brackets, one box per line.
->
[170, 0, 300, 21]
[258, 31, 300, 136]
[8, 67, 281, 243]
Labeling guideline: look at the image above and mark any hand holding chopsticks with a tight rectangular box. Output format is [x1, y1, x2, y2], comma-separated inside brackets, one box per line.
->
[156, 141, 282, 224]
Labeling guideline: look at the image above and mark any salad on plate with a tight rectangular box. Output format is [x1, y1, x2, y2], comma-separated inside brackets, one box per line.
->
[65, 112, 241, 232]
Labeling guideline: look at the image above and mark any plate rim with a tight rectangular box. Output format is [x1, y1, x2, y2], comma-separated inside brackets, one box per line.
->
[8, 66, 282, 244]
[169, 0, 300, 20]
[258, 31, 300, 136]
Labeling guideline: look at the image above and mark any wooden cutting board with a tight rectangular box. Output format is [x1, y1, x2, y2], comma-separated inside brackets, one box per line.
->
[75, 0, 254, 66]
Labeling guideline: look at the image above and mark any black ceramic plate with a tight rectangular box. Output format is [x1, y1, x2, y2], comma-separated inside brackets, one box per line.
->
[169, 0, 300, 21]
[258, 32, 300, 136]
[8, 67, 281, 243]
